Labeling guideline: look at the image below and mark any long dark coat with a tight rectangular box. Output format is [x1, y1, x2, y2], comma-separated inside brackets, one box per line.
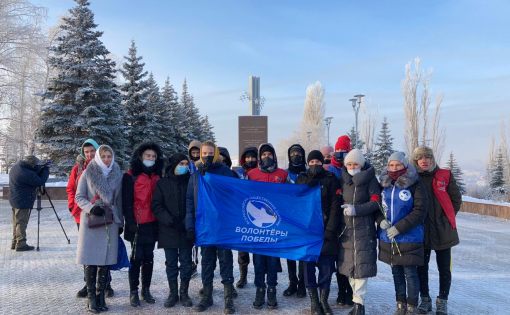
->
[297, 170, 342, 256]
[338, 164, 381, 279]
[152, 154, 193, 249]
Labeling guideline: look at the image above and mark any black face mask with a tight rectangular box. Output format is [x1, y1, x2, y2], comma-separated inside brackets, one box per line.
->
[308, 165, 324, 177]
[333, 152, 346, 163]
[324, 158, 331, 165]
[244, 160, 257, 169]
[260, 157, 275, 171]
[290, 155, 304, 166]
[203, 156, 214, 168]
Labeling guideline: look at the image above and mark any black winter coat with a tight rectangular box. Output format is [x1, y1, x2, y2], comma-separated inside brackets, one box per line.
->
[338, 164, 381, 279]
[9, 161, 49, 209]
[297, 170, 342, 256]
[418, 167, 462, 250]
[377, 167, 427, 266]
[152, 154, 192, 249]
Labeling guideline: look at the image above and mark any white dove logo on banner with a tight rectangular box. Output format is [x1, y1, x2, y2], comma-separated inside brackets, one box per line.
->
[243, 198, 279, 228]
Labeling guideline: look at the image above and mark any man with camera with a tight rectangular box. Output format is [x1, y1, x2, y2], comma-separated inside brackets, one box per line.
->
[9, 155, 50, 251]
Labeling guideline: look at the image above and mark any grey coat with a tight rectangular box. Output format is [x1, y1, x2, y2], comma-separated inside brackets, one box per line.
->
[75, 160, 123, 266]
[338, 164, 381, 279]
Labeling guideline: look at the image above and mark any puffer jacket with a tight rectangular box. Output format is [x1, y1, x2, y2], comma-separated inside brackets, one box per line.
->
[338, 163, 381, 279]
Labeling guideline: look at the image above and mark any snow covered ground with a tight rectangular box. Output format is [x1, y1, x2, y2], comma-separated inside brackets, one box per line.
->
[0, 200, 508, 314]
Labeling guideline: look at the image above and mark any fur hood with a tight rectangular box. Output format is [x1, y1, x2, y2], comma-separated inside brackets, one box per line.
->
[130, 142, 164, 176]
[85, 160, 123, 204]
[379, 164, 419, 189]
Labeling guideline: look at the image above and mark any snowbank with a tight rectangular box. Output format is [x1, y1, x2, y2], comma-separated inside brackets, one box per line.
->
[0, 174, 67, 187]
[462, 195, 510, 207]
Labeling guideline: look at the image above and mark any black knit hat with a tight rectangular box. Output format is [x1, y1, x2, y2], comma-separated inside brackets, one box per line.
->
[307, 150, 324, 164]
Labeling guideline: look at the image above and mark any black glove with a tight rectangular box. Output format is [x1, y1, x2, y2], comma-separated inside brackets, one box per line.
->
[119, 227, 124, 235]
[90, 205, 105, 216]
[68, 208, 73, 213]
[325, 230, 337, 241]
[186, 230, 195, 243]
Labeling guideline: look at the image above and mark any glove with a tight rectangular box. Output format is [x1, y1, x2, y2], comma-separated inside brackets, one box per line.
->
[118, 227, 124, 235]
[90, 205, 105, 216]
[127, 224, 138, 233]
[186, 230, 195, 243]
[325, 230, 337, 241]
[68, 208, 73, 213]
[386, 226, 400, 239]
[380, 219, 391, 230]
[341, 204, 356, 216]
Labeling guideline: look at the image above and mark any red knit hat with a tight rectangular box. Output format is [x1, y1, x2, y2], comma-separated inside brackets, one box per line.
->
[335, 135, 351, 151]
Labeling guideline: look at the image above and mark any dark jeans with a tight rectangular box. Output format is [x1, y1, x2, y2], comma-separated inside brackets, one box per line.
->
[201, 246, 234, 286]
[304, 255, 335, 289]
[253, 254, 279, 288]
[238, 251, 250, 267]
[129, 241, 155, 290]
[392, 265, 419, 306]
[164, 247, 193, 283]
[417, 248, 452, 300]
[287, 259, 305, 286]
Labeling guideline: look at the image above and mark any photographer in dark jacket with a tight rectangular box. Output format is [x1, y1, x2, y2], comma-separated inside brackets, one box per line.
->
[153, 153, 193, 308]
[297, 150, 341, 315]
[9, 156, 50, 251]
[122, 142, 164, 307]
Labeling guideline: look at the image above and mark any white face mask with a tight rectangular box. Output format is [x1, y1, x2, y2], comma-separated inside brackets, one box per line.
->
[143, 159, 155, 167]
[347, 168, 361, 176]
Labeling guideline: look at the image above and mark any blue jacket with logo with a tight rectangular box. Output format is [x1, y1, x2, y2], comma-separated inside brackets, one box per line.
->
[377, 165, 428, 266]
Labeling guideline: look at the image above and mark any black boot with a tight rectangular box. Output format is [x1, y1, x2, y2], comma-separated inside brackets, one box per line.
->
[267, 286, 278, 309]
[180, 280, 193, 307]
[297, 281, 307, 298]
[77, 285, 88, 298]
[320, 288, 333, 315]
[85, 266, 99, 314]
[224, 283, 236, 314]
[349, 303, 365, 315]
[253, 287, 265, 309]
[236, 265, 248, 288]
[308, 288, 324, 315]
[193, 284, 213, 312]
[129, 290, 140, 307]
[283, 283, 297, 297]
[141, 262, 155, 304]
[96, 267, 109, 312]
[164, 280, 178, 308]
[105, 270, 114, 297]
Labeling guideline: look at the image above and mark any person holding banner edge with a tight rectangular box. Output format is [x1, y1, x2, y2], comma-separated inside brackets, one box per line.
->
[185, 140, 237, 314]
[297, 150, 342, 315]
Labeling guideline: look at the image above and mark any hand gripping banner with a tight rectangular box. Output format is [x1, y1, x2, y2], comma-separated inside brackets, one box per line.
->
[195, 173, 324, 262]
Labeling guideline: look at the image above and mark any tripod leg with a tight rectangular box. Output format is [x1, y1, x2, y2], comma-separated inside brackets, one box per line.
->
[37, 207, 40, 251]
[46, 192, 71, 244]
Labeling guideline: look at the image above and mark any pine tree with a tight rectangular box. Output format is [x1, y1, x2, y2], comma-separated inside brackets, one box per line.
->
[347, 126, 365, 150]
[180, 79, 202, 142]
[372, 117, 394, 175]
[38, 0, 127, 175]
[446, 152, 466, 194]
[120, 40, 156, 155]
[144, 73, 165, 149]
[490, 148, 506, 194]
[200, 115, 216, 142]
[161, 77, 186, 153]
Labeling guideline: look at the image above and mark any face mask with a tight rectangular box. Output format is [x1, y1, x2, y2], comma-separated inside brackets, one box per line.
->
[347, 168, 361, 176]
[333, 152, 347, 163]
[388, 168, 407, 181]
[260, 157, 275, 171]
[203, 156, 214, 167]
[244, 160, 257, 169]
[143, 160, 155, 167]
[190, 156, 200, 162]
[174, 165, 189, 175]
[308, 165, 324, 177]
[324, 158, 331, 165]
[290, 155, 303, 166]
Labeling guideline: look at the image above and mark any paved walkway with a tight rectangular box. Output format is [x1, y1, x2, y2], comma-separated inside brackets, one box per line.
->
[1, 199, 508, 314]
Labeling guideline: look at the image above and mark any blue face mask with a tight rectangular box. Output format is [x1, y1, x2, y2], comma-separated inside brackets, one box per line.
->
[174, 165, 189, 175]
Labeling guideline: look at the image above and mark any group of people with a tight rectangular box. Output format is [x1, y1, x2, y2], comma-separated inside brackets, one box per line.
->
[9, 133, 461, 315]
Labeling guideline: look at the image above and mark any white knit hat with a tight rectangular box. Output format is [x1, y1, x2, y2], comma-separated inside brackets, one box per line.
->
[344, 149, 365, 167]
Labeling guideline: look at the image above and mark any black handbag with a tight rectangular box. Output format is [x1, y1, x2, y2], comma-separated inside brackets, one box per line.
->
[87, 194, 114, 229]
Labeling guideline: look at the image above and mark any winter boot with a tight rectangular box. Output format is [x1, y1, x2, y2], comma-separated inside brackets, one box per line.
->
[77, 285, 88, 298]
[85, 266, 99, 314]
[297, 281, 307, 298]
[417, 296, 432, 314]
[308, 288, 324, 315]
[436, 298, 448, 315]
[105, 270, 114, 297]
[11, 239, 16, 250]
[129, 290, 141, 307]
[253, 287, 265, 309]
[223, 283, 236, 314]
[345, 281, 354, 306]
[232, 287, 238, 298]
[164, 280, 179, 308]
[407, 304, 418, 315]
[236, 265, 248, 288]
[267, 286, 278, 309]
[193, 284, 213, 312]
[96, 267, 109, 312]
[349, 303, 365, 315]
[180, 280, 193, 307]
[283, 283, 297, 297]
[320, 288, 333, 315]
[141, 262, 155, 303]
[393, 301, 407, 315]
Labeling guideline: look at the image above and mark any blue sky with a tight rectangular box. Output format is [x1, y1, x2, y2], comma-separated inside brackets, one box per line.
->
[35, 0, 510, 173]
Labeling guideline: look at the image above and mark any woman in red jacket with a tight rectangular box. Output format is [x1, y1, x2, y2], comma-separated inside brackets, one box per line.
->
[122, 142, 164, 307]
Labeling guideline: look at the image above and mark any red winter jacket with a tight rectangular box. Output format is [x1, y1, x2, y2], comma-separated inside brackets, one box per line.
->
[66, 159, 90, 224]
[247, 168, 288, 183]
[128, 170, 160, 224]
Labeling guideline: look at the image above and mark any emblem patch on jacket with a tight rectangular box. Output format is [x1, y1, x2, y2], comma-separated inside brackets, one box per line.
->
[399, 190, 411, 201]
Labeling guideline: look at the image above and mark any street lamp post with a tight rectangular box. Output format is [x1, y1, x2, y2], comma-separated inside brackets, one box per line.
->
[351, 94, 364, 149]
[324, 117, 333, 146]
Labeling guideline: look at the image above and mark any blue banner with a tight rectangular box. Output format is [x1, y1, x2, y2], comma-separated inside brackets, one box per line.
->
[195, 173, 324, 262]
